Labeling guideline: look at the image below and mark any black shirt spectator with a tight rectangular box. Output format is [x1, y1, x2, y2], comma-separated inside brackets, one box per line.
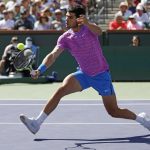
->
[14, 9, 33, 30]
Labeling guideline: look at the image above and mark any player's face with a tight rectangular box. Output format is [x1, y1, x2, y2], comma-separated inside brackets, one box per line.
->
[65, 12, 78, 29]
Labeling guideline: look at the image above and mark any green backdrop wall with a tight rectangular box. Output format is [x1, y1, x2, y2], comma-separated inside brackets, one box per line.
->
[0, 30, 150, 82]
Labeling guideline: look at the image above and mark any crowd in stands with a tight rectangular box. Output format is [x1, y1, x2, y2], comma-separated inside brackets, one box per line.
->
[109, 0, 150, 30]
[0, 0, 150, 31]
[0, 0, 90, 31]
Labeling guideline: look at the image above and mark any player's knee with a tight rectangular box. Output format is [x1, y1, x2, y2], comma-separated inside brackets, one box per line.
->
[107, 108, 120, 118]
[55, 86, 66, 98]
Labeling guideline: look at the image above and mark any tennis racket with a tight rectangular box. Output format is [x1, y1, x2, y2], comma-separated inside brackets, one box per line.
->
[13, 48, 34, 73]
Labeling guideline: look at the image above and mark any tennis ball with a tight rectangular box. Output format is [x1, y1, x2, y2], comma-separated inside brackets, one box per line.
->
[17, 43, 25, 51]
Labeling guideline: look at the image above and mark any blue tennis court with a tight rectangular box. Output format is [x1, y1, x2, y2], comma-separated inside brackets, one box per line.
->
[0, 100, 150, 150]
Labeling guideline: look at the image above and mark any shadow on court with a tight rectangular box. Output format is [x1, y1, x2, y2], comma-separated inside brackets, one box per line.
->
[34, 134, 150, 150]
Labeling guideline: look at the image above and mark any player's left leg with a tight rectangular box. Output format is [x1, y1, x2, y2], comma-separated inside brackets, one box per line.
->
[20, 73, 84, 134]
[102, 95, 150, 131]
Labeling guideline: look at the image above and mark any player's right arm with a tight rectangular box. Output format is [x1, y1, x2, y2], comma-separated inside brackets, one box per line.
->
[31, 46, 64, 79]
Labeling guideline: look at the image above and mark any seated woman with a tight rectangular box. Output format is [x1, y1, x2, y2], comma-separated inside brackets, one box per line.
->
[34, 13, 51, 30]
[127, 15, 144, 30]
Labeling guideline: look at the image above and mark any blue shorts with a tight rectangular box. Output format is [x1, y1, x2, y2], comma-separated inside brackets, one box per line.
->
[73, 70, 115, 96]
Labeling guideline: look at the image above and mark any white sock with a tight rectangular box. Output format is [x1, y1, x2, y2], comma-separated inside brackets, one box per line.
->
[135, 115, 144, 124]
[36, 111, 48, 126]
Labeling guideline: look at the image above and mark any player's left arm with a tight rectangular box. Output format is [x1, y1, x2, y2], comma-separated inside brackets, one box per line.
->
[77, 15, 102, 35]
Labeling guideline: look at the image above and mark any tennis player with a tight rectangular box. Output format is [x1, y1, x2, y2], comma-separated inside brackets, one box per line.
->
[20, 5, 150, 134]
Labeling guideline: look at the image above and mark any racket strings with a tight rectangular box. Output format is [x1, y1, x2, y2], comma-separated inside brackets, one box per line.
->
[13, 52, 33, 70]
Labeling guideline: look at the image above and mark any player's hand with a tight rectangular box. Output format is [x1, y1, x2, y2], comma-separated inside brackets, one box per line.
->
[76, 15, 88, 26]
[30, 70, 40, 79]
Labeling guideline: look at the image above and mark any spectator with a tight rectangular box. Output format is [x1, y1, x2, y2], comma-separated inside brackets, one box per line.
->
[34, 0, 43, 12]
[126, 0, 136, 13]
[116, 1, 132, 21]
[51, 9, 66, 30]
[68, 0, 78, 7]
[14, 8, 33, 30]
[130, 35, 141, 46]
[132, 4, 150, 28]
[127, 14, 144, 29]
[109, 12, 127, 30]
[52, 0, 61, 11]
[41, 0, 53, 9]
[60, 0, 69, 13]
[25, 7, 36, 25]
[13, 2, 21, 21]
[142, 0, 150, 11]
[24, 37, 39, 69]
[141, 0, 149, 5]
[76, 0, 89, 7]
[30, 2, 40, 22]
[34, 13, 51, 30]
[0, 9, 15, 30]
[41, 7, 53, 22]
[142, 0, 150, 28]
[20, 0, 31, 10]
[0, 2, 5, 20]
[134, 0, 141, 6]
[0, 36, 19, 76]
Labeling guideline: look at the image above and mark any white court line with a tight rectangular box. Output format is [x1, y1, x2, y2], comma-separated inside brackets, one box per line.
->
[0, 103, 150, 106]
[0, 122, 139, 125]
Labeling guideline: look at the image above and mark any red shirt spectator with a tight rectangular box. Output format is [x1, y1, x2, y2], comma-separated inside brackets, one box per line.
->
[109, 13, 127, 30]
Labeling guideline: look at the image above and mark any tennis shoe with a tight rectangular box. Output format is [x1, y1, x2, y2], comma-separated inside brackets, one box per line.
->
[20, 114, 40, 134]
[138, 112, 150, 131]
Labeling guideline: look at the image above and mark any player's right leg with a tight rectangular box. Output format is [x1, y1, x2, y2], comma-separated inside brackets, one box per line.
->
[20, 73, 83, 134]
[102, 95, 150, 131]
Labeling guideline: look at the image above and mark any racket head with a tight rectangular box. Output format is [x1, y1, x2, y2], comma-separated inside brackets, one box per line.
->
[13, 48, 33, 71]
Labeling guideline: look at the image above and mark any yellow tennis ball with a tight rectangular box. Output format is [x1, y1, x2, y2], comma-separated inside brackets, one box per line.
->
[17, 43, 25, 51]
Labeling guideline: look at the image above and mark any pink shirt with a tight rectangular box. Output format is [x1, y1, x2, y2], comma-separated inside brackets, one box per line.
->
[57, 25, 109, 76]
[127, 20, 143, 30]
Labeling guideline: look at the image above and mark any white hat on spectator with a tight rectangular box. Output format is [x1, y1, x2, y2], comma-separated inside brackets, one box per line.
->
[35, 0, 41, 3]
[129, 14, 135, 19]
[119, 2, 128, 8]
[54, 9, 62, 14]
[136, 5, 144, 10]
[6, 1, 14, 9]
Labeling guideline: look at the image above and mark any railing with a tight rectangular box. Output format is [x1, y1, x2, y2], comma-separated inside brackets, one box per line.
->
[88, 0, 116, 24]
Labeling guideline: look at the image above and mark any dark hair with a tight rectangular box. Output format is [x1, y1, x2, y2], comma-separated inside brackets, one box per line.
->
[132, 35, 141, 46]
[67, 5, 86, 18]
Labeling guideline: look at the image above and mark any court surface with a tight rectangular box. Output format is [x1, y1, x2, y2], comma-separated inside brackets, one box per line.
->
[0, 99, 150, 150]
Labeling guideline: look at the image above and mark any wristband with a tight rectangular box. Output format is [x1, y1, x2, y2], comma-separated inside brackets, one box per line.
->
[38, 64, 47, 74]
